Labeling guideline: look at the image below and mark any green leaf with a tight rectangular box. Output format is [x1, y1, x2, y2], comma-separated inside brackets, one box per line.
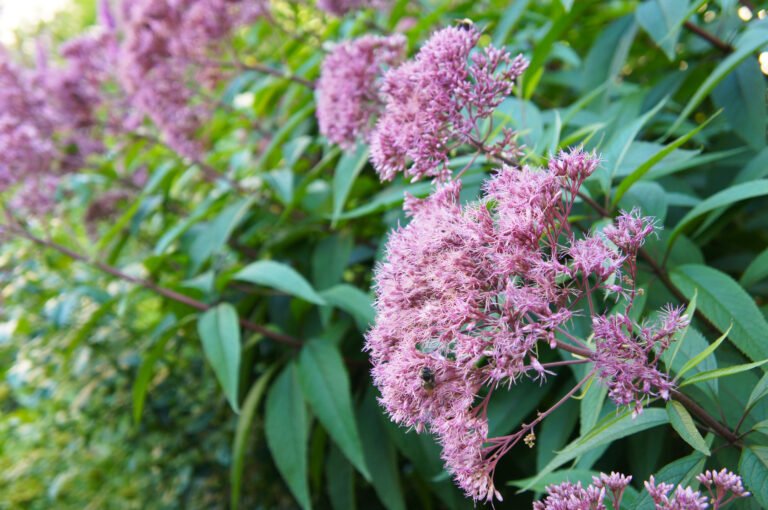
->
[257, 104, 315, 169]
[297, 340, 370, 480]
[326, 444, 355, 510]
[580, 376, 608, 435]
[234, 260, 326, 305]
[133, 315, 189, 424]
[734, 147, 768, 184]
[668, 23, 768, 135]
[741, 247, 768, 288]
[680, 359, 768, 387]
[740, 446, 768, 509]
[676, 324, 730, 381]
[197, 303, 242, 412]
[231, 364, 278, 510]
[746, 373, 768, 412]
[492, 0, 530, 47]
[751, 419, 768, 434]
[635, 0, 691, 60]
[312, 234, 353, 291]
[523, 0, 593, 99]
[612, 112, 715, 206]
[509, 469, 600, 492]
[358, 391, 406, 510]
[264, 168, 294, 205]
[600, 97, 668, 193]
[332, 144, 369, 225]
[521, 408, 668, 491]
[670, 264, 768, 364]
[668, 180, 768, 247]
[712, 58, 767, 151]
[581, 17, 636, 93]
[321, 285, 375, 331]
[630, 452, 706, 510]
[666, 401, 710, 455]
[265, 364, 312, 510]
[189, 197, 255, 271]
[663, 327, 718, 402]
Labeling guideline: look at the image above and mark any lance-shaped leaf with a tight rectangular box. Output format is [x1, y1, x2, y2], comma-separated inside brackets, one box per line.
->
[197, 303, 241, 412]
[297, 340, 370, 480]
[234, 260, 326, 305]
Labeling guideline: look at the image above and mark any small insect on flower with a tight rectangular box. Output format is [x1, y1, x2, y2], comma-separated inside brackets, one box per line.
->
[455, 18, 474, 31]
[419, 366, 436, 393]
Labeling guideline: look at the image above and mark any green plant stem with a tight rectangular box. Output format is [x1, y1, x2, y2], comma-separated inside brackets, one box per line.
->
[199, 57, 315, 88]
[1, 221, 303, 348]
[671, 389, 742, 446]
[683, 20, 734, 53]
[553, 336, 742, 446]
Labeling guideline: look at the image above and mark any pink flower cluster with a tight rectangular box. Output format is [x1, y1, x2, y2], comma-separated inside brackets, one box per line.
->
[316, 34, 407, 149]
[363, 25, 527, 181]
[0, 27, 113, 214]
[536, 469, 748, 510]
[593, 305, 689, 416]
[118, 0, 265, 157]
[533, 480, 607, 510]
[317, 0, 389, 16]
[365, 148, 689, 501]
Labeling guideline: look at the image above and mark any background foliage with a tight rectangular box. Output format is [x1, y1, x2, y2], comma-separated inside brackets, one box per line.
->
[1, 0, 768, 508]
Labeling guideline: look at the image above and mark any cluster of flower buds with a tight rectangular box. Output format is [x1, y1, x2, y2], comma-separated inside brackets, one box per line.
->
[534, 470, 748, 509]
[365, 145, 690, 500]
[329, 24, 705, 502]
[316, 25, 528, 180]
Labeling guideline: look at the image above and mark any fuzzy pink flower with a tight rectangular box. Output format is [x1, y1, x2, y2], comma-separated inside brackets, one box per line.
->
[317, 0, 389, 16]
[645, 476, 709, 510]
[533, 481, 606, 510]
[316, 34, 407, 149]
[118, 0, 265, 157]
[369, 26, 527, 181]
[592, 307, 688, 416]
[535, 470, 748, 510]
[697, 469, 750, 507]
[367, 148, 692, 501]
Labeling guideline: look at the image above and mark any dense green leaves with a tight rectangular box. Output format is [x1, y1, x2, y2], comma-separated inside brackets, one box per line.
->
[675, 324, 728, 382]
[358, 392, 406, 510]
[332, 144, 369, 224]
[197, 304, 242, 412]
[4, 1, 768, 508]
[266, 364, 312, 510]
[321, 284, 375, 331]
[669, 22, 768, 134]
[612, 113, 715, 206]
[741, 247, 768, 288]
[666, 401, 710, 455]
[679, 360, 768, 387]
[740, 447, 768, 508]
[635, 0, 690, 60]
[670, 265, 768, 364]
[231, 365, 277, 510]
[297, 340, 370, 481]
[522, 409, 669, 490]
[669, 180, 768, 246]
[712, 59, 767, 150]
